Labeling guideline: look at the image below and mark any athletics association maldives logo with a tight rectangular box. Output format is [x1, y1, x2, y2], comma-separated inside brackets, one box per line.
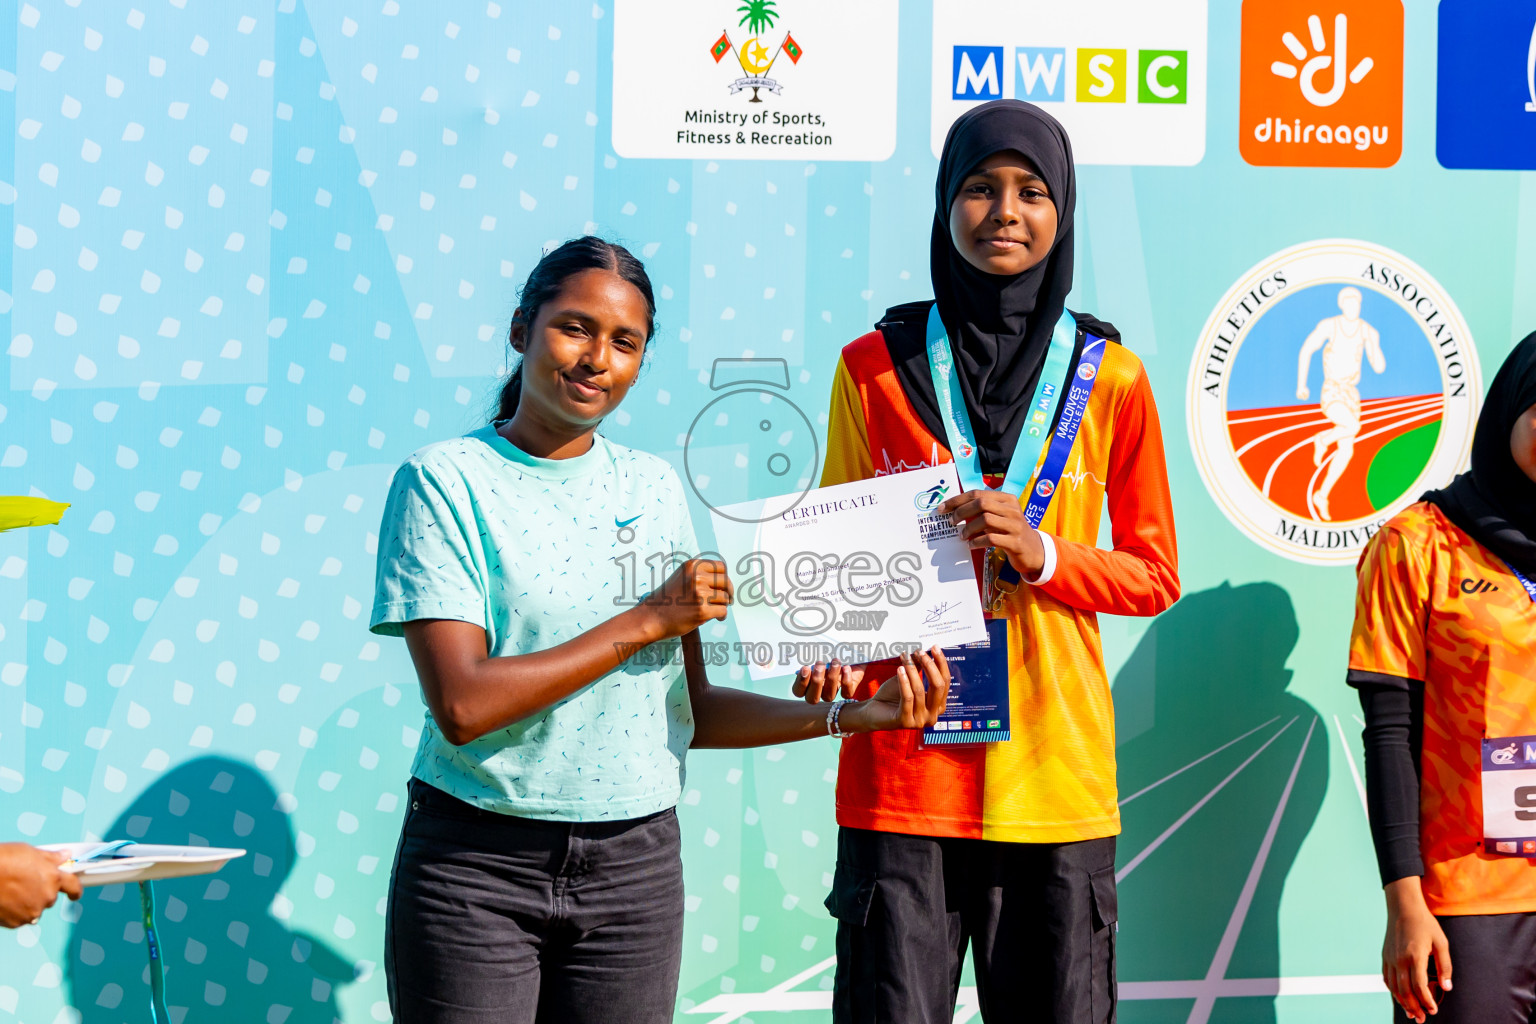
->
[1187, 239, 1480, 565]
[708, 0, 805, 102]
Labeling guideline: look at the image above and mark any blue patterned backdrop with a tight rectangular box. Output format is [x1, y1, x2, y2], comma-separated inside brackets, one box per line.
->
[2, 1, 1534, 1022]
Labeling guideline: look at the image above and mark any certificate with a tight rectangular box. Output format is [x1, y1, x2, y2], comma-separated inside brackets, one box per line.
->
[708, 465, 988, 681]
[42, 842, 246, 887]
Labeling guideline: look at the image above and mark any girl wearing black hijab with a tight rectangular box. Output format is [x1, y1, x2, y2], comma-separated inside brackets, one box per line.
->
[1349, 333, 1536, 1024]
[800, 99, 1180, 1022]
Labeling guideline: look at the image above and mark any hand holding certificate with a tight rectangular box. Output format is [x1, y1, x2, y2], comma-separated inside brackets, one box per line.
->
[707, 465, 988, 681]
[820, 648, 955, 734]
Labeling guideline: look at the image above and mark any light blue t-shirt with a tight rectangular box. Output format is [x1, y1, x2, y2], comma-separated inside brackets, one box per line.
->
[369, 425, 699, 820]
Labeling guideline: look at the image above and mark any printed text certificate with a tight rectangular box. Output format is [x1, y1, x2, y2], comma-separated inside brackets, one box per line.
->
[708, 465, 988, 681]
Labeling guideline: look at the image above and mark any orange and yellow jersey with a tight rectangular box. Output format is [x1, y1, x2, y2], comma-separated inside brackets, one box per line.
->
[822, 322, 1180, 843]
[1349, 501, 1536, 916]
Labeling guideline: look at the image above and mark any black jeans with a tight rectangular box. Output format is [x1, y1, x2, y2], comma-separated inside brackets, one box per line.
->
[1391, 912, 1536, 1024]
[385, 779, 685, 1024]
[827, 827, 1118, 1024]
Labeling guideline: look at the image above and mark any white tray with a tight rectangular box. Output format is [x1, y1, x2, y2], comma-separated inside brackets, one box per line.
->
[40, 843, 247, 887]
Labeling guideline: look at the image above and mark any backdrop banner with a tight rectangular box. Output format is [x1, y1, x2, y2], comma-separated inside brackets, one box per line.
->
[1, 1, 1531, 1022]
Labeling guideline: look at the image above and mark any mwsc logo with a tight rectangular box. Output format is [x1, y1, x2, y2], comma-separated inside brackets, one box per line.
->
[951, 45, 1188, 106]
[932, 0, 1207, 165]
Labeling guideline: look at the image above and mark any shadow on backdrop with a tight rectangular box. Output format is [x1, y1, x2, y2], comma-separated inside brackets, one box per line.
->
[1112, 582, 1327, 1024]
[66, 756, 356, 1024]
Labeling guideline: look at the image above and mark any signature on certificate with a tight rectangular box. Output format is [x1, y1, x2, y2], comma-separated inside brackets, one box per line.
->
[924, 600, 957, 625]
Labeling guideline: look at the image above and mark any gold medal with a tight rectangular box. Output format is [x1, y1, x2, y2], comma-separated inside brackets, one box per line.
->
[982, 545, 996, 613]
[981, 547, 1002, 616]
[992, 557, 1020, 613]
[984, 547, 1020, 616]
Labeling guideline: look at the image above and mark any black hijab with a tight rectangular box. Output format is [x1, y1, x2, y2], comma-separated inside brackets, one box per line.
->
[881, 99, 1095, 474]
[1422, 331, 1536, 576]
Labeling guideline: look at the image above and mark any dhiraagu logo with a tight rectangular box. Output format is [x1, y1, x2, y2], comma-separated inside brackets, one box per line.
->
[932, 0, 1207, 164]
[1239, 0, 1403, 168]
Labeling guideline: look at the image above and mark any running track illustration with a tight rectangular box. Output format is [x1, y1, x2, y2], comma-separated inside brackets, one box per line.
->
[1225, 394, 1444, 522]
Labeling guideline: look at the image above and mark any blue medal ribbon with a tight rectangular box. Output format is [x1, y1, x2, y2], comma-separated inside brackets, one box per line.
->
[139, 879, 170, 1024]
[1505, 561, 1536, 603]
[1022, 337, 1109, 528]
[66, 842, 170, 1021]
[925, 303, 1079, 498]
[926, 304, 1105, 599]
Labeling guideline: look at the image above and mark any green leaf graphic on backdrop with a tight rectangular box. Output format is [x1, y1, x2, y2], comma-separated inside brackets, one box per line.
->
[1366, 419, 1442, 510]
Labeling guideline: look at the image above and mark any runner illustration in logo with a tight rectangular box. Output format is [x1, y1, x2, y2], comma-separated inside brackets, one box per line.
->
[1294, 286, 1386, 520]
[914, 481, 950, 511]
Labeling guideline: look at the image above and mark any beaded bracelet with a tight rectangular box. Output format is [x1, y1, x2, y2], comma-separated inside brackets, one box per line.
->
[826, 698, 851, 738]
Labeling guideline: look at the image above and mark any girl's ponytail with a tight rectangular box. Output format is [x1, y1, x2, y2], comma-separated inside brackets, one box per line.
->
[495, 363, 524, 421]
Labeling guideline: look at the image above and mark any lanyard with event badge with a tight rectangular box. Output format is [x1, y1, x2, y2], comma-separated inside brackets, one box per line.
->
[1481, 559, 1536, 857]
[919, 303, 1108, 745]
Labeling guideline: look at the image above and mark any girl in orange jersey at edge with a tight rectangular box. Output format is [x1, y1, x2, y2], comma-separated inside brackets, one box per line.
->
[794, 98, 1180, 1023]
[1349, 333, 1536, 1024]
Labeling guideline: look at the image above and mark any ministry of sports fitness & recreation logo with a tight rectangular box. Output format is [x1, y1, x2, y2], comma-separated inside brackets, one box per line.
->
[708, 0, 804, 102]
[1187, 239, 1480, 565]
[611, 0, 895, 160]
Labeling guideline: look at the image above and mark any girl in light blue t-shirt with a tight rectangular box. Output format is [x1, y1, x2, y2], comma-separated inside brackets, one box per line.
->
[371, 237, 951, 1024]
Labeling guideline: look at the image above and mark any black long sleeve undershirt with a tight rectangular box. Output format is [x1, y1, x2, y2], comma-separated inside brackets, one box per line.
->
[1351, 671, 1426, 886]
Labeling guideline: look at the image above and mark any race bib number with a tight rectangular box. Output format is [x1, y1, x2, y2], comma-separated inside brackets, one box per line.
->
[1481, 734, 1536, 857]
